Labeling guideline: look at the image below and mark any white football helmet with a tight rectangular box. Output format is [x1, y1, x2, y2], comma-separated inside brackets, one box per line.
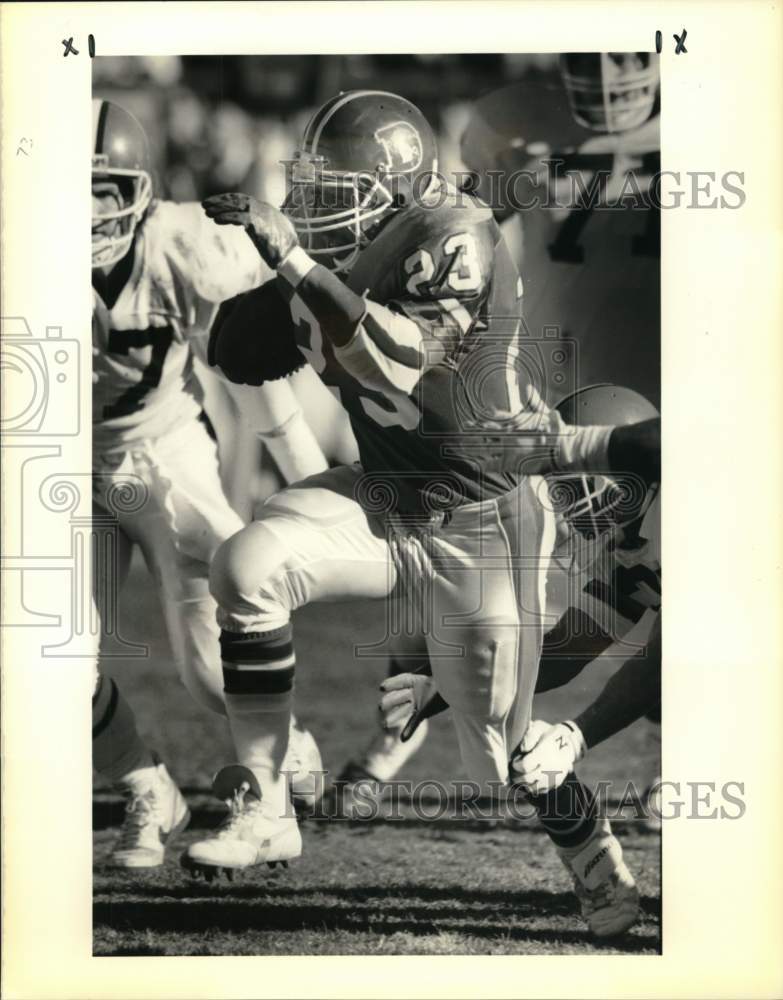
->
[559, 53, 659, 134]
[92, 99, 153, 267]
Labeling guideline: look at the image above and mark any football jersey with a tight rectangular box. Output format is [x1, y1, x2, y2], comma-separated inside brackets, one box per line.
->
[463, 75, 660, 408]
[93, 200, 268, 452]
[279, 183, 536, 515]
[547, 489, 661, 642]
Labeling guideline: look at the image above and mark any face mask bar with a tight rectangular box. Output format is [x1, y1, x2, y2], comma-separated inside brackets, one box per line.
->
[560, 53, 659, 133]
[92, 158, 152, 268]
[548, 472, 654, 540]
[282, 153, 396, 273]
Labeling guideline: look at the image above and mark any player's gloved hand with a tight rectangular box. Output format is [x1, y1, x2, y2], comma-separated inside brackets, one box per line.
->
[508, 720, 587, 795]
[207, 279, 305, 386]
[203, 193, 298, 270]
[608, 417, 661, 485]
[379, 668, 450, 743]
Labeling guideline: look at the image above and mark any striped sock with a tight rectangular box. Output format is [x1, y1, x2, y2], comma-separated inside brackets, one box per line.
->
[221, 626, 296, 819]
[92, 676, 155, 785]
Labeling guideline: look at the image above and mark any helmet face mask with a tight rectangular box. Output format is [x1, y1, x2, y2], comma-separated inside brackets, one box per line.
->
[282, 91, 439, 275]
[560, 52, 659, 134]
[283, 153, 395, 274]
[548, 383, 660, 543]
[91, 100, 153, 269]
[549, 470, 653, 542]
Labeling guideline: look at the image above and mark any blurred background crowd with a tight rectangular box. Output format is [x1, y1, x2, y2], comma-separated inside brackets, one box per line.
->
[93, 54, 559, 207]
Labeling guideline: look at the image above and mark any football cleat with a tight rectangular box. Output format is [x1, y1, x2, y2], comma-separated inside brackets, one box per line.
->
[110, 761, 190, 869]
[336, 720, 429, 818]
[181, 765, 301, 880]
[557, 818, 639, 938]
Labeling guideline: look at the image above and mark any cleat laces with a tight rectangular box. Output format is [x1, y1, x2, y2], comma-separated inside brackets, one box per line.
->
[116, 790, 160, 849]
[215, 781, 260, 840]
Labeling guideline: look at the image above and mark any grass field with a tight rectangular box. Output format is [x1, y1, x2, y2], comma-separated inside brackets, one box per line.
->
[94, 555, 661, 956]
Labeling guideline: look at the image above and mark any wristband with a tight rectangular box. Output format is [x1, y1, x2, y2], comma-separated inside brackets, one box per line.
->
[278, 245, 317, 288]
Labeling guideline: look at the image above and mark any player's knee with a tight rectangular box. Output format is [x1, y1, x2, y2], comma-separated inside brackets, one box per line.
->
[209, 521, 287, 611]
[433, 631, 517, 722]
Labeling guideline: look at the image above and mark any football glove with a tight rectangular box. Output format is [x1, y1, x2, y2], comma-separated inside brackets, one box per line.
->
[508, 720, 587, 795]
[207, 279, 306, 386]
[379, 667, 450, 743]
[203, 193, 298, 270]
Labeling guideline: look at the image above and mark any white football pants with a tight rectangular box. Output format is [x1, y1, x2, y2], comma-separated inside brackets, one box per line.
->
[210, 464, 556, 787]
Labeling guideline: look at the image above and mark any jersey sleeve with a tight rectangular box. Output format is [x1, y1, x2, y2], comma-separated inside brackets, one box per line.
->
[333, 215, 497, 397]
[155, 201, 271, 356]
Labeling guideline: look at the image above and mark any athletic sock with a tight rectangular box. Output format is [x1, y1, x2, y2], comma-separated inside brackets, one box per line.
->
[92, 675, 156, 787]
[220, 625, 295, 820]
[525, 770, 598, 849]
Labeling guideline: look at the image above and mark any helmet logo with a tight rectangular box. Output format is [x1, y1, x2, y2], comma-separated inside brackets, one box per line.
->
[374, 121, 423, 173]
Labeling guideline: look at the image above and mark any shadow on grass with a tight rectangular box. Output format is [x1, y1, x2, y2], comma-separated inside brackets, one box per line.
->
[94, 882, 660, 955]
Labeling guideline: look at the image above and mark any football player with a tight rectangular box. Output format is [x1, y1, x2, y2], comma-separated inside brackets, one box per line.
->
[184, 90, 641, 937]
[346, 52, 661, 801]
[91, 99, 328, 868]
[461, 52, 660, 406]
[381, 385, 661, 805]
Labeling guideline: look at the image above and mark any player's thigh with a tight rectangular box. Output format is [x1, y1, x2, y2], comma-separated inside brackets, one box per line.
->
[211, 464, 396, 628]
[423, 478, 554, 722]
[151, 417, 245, 563]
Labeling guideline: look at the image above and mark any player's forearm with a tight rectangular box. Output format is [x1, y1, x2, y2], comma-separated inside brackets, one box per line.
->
[607, 418, 661, 484]
[223, 378, 328, 483]
[572, 617, 662, 749]
[279, 247, 427, 396]
[278, 247, 365, 346]
[495, 416, 659, 482]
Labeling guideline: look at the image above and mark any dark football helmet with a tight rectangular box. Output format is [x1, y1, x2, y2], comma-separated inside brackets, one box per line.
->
[92, 99, 153, 268]
[549, 383, 659, 539]
[282, 90, 439, 274]
[559, 53, 659, 134]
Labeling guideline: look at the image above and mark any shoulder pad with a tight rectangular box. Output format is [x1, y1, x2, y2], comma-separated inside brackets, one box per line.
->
[349, 186, 498, 301]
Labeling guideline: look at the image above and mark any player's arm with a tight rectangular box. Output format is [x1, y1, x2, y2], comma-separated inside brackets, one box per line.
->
[480, 409, 661, 485]
[196, 282, 327, 484]
[170, 202, 327, 484]
[202, 193, 483, 395]
[571, 612, 661, 749]
[509, 614, 661, 795]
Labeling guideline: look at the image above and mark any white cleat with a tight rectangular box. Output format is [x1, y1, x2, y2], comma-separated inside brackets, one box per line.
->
[557, 818, 640, 938]
[110, 761, 190, 869]
[337, 720, 429, 818]
[181, 765, 301, 882]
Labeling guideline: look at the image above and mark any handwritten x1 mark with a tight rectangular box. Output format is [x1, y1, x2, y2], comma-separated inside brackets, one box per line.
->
[62, 37, 79, 56]
[674, 29, 687, 54]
